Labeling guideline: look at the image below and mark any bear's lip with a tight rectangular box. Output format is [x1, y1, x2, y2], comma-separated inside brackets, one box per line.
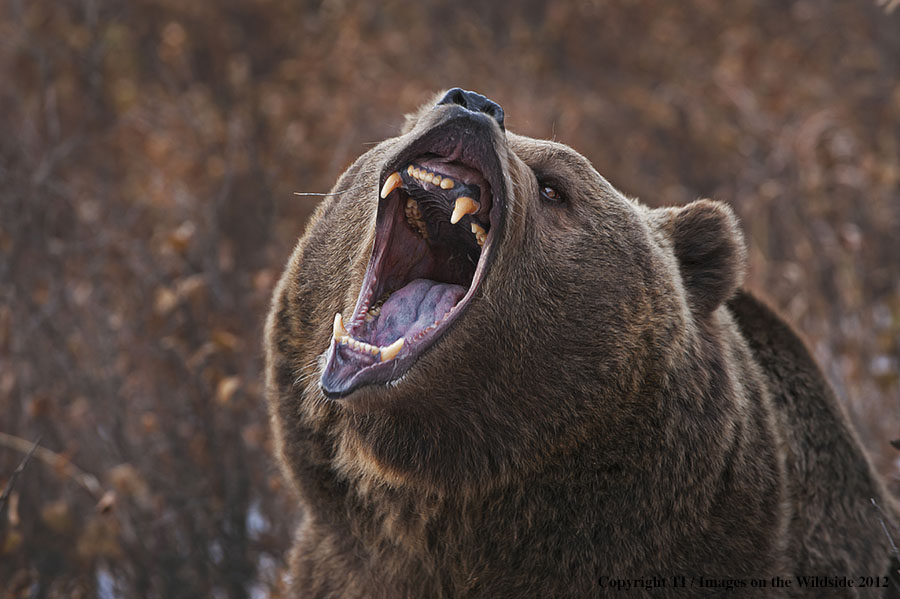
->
[320, 113, 505, 399]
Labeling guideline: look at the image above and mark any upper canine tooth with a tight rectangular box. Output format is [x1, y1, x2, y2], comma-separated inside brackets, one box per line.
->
[380, 172, 402, 199]
[379, 337, 404, 362]
[440, 178, 454, 190]
[333, 313, 348, 340]
[451, 197, 480, 224]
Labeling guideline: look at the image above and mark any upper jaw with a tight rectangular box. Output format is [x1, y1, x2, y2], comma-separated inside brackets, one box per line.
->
[319, 110, 507, 400]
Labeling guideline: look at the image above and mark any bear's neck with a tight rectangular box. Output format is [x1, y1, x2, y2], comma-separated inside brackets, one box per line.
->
[314, 313, 785, 590]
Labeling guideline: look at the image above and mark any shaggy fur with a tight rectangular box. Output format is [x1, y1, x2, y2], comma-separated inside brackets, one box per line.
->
[265, 91, 900, 598]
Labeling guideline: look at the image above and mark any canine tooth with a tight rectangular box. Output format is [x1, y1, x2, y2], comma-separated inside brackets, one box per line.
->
[333, 313, 348, 339]
[380, 172, 402, 199]
[440, 178, 454, 190]
[451, 196, 480, 224]
[379, 338, 404, 362]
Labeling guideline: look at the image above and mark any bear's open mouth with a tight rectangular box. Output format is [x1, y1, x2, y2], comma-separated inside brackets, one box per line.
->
[321, 117, 504, 398]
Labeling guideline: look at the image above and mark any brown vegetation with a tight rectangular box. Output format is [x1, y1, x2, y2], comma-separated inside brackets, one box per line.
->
[1, 0, 898, 597]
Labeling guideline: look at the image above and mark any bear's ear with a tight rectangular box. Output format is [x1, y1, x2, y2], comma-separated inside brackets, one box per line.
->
[661, 199, 747, 317]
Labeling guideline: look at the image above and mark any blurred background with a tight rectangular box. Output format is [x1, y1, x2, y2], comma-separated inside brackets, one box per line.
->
[1, 0, 899, 596]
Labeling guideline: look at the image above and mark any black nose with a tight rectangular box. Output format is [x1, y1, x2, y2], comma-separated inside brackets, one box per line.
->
[437, 88, 505, 131]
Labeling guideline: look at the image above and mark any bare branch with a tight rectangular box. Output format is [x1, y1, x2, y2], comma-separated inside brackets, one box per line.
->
[0, 432, 104, 499]
[0, 435, 40, 512]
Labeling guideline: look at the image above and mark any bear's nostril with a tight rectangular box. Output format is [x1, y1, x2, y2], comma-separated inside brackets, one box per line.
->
[437, 88, 505, 131]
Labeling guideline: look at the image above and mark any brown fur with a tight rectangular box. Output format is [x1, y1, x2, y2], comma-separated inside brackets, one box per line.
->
[265, 92, 900, 598]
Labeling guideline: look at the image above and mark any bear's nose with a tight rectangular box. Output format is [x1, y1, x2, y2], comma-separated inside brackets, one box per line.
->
[437, 88, 505, 131]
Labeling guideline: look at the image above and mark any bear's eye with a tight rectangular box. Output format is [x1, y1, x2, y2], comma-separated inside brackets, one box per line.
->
[540, 184, 563, 203]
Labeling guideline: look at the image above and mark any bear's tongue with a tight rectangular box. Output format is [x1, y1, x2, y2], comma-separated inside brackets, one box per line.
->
[369, 278, 466, 347]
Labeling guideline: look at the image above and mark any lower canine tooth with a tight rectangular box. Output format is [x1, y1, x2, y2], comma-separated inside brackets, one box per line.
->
[333, 313, 348, 339]
[451, 196, 480, 224]
[379, 338, 404, 362]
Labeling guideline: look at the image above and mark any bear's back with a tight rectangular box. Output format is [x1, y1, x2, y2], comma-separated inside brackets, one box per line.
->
[728, 290, 899, 583]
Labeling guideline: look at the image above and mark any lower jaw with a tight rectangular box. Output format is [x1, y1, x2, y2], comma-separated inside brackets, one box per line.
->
[321, 232, 494, 399]
[320, 277, 478, 398]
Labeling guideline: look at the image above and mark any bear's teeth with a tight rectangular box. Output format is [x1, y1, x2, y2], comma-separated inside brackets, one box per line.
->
[450, 196, 479, 224]
[337, 334, 380, 356]
[365, 304, 382, 323]
[470, 222, 486, 247]
[407, 164, 455, 189]
[380, 172, 402, 199]
[335, 330, 403, 360]
[405, 198, 428, 239]
[333, 312, 348, 339]
[379, 338, 404, 362]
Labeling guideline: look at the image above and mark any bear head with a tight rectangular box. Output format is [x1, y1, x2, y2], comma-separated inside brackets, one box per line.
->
[266, 89, 746, 497]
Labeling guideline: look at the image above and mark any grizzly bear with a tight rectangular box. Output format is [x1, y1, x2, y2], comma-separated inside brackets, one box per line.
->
[265, 89, 900, 598]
